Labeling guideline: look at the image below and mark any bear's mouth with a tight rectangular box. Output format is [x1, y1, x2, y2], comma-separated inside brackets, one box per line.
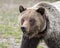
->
[24, 32, 34, 36]
[23, 32, 34, 37]
[24, 31, 39, 39]
[27, 32, 34, 36]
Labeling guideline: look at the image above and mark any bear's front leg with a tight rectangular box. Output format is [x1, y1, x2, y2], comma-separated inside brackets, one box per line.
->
[20, 35, 40, 48]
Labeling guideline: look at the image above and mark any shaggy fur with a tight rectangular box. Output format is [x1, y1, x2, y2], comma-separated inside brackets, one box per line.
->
[19, 1, 60, 48]
[20, 35, 40, 48]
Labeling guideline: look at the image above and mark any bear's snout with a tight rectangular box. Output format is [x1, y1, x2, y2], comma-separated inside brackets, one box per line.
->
[21, 26, 26, 33]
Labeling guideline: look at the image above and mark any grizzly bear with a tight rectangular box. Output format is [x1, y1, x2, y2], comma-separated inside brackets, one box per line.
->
[19, 2, 60, 48]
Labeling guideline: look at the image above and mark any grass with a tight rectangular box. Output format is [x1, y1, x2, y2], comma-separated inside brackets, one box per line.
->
[0, 7, 22, 48]
[37, 46, 43, 48]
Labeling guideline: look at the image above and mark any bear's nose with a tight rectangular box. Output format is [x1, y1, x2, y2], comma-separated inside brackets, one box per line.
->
[21, 26, 26, 33]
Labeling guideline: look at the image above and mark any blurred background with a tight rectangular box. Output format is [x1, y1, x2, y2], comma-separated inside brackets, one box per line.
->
[0, 0, 60, 48]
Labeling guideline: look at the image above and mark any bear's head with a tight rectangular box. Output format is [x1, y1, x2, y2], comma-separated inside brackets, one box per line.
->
[19, 5, 47, 38]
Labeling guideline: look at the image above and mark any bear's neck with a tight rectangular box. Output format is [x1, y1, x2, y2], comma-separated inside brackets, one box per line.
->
[38, 23, 47, 35]
[38, 17, 49, 37]
[40, 19, 47, 32]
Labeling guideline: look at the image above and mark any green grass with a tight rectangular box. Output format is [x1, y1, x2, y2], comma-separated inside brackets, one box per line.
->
[0, 7, 22, 48]
[37, 46, 43, 48]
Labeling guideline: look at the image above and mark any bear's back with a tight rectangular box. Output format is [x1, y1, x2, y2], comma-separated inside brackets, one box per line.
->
[34, 2, 60, 48]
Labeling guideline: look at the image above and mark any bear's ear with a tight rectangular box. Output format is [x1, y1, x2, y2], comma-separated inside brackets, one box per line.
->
[36, 7, 45, 15]
[19, 5, 26, 13]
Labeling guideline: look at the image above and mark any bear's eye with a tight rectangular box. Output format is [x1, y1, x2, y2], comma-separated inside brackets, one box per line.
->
[29, 19, 35, 26]
[21, 19, 24, 24]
